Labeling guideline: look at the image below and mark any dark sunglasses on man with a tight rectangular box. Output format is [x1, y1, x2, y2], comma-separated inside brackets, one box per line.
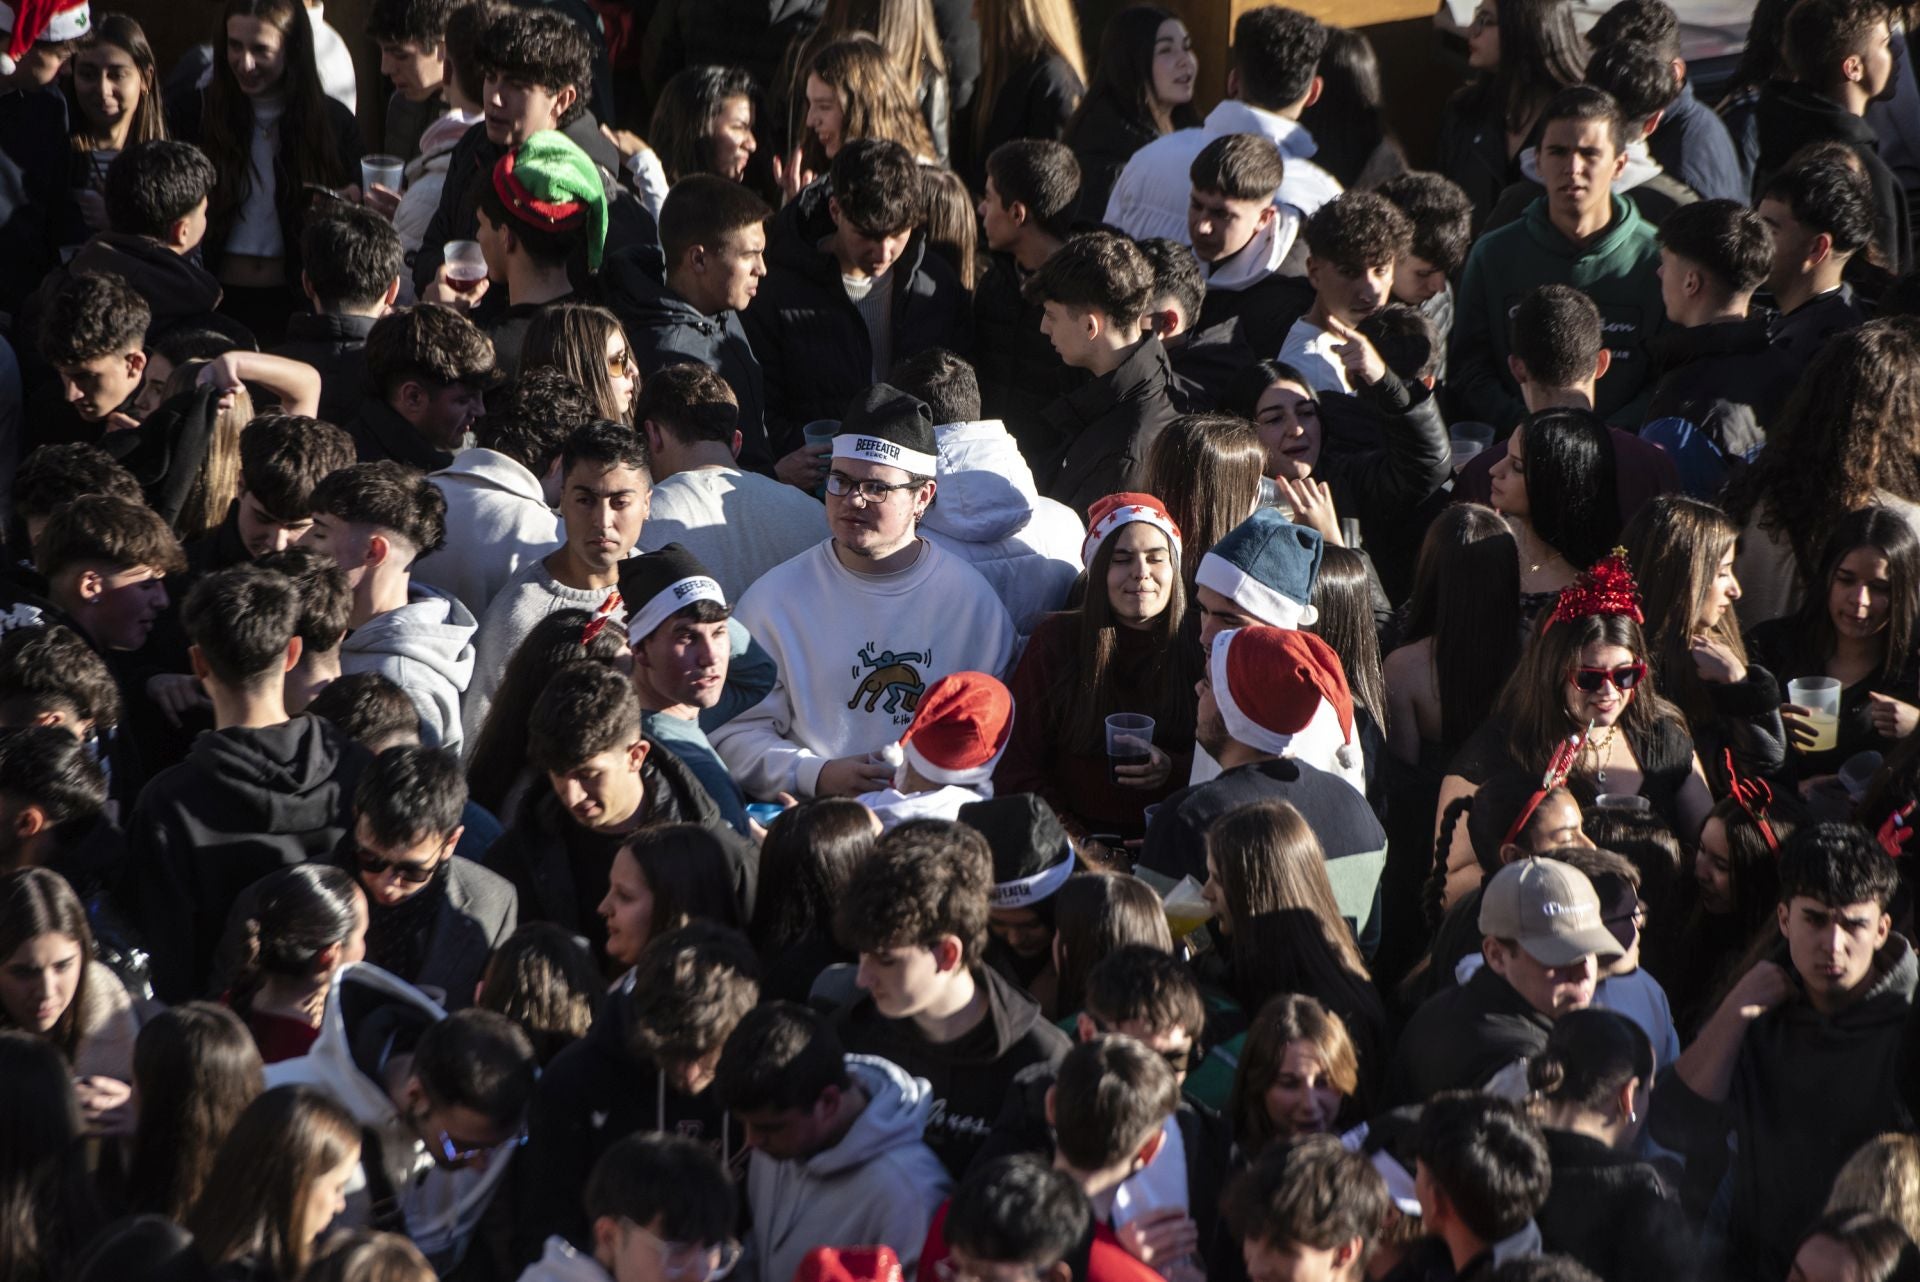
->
[355, 846, 438, 885]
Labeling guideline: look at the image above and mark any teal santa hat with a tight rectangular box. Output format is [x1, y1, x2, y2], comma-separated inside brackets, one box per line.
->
[1196, 508, 1324, 629]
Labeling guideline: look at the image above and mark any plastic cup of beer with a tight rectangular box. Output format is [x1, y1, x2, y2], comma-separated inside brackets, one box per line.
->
[1787, 677, 1843, 753]
[1106, 714, 1156, 786]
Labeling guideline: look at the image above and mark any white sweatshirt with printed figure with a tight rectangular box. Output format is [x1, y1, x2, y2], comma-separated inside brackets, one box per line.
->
[712, 539, 1017, 799]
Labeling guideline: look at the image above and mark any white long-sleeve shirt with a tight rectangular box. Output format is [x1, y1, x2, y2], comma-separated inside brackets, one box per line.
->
[711, 539, 1016, 799]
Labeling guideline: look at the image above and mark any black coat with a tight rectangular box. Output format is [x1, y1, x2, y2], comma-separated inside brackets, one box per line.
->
[1313, 371, 1452, 589]
[971, 253, 1089, 471]
[965, 54, 1083, 186]
[167, 89, 364, 283]
[344, 395, 455, 471]
[1062, 101, 1157, 222]
[602, 256, 774, 474]
[1436, 82, 1543, 230]
[740, 179, 970, 456]
[410, 114, 663, 300]
[1754, 79, 1912, 275]
[1385, 963, 1553, 1107]
[273, 312, 377, 426]
[1196, 271, 1314, 361]
[1767, 284, 1868, 378]
[1039, 335, 1179, 520]
[18, 231, 226, 358]
[1166, 317, 1257, 413]
[1534, 1129, 1695, 1282]
[0, 84, 73, 314]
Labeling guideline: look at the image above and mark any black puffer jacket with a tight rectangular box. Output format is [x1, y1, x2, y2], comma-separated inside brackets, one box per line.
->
[1534, 1128, 1695, 1282]
[602, 255, 774, 474]
[1038, 334, 1179, 520]
[740, 179, 970, 457]
[273, 312, 376, 426]
[971, 253, 1089, 471]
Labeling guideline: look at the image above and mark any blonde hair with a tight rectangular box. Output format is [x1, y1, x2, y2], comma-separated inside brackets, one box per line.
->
[163, 359, 252, 546]
[1828, 1133, 1920, 1246]
[921, 168, 979, 291]
[976, 0, 1086, 148]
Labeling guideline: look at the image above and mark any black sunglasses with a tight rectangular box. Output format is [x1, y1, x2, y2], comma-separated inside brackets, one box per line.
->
[355, 846, 438, 885]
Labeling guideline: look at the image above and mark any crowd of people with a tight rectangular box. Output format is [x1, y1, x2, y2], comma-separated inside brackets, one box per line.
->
[10, 0, 1920, 1278]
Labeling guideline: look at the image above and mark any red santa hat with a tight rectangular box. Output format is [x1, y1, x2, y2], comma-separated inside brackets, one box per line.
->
[893, 671, 1014, 788]
[1081, 492, 1182, 568]
[793, 1249, 904, 1282]
[0, 0, 90, 74]
[1210, 626, 1355, 759]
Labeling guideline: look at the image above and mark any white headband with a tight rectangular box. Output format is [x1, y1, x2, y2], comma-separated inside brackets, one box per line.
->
[626, 575, 726, 644]
[1082, 503, 1182, 569]
[832, 433, 938, 477]
[989, 845, 1077, 907]
[1195, 551, 1316, 629]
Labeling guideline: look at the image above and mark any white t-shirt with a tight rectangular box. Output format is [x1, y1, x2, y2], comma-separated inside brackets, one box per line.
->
[1278, 317, 1351, 395]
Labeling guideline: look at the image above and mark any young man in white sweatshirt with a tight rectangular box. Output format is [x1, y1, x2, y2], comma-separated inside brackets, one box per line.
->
[710, 384, 1016, 800]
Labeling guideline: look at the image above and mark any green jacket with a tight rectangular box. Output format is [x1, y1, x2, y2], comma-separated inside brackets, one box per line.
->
[1449, 194, 1666, 430]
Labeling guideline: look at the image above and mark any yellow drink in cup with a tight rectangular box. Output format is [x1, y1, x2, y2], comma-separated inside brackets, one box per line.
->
[1788, 677, 1844, 754]
[1802, 709, 1840, 752]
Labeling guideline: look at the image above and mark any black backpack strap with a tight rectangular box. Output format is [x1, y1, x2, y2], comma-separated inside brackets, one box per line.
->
[359, 1125, 408, 1234]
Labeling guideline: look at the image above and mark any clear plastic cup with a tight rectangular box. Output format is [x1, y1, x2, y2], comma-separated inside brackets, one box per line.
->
[1106, 713, 1156, 786]
[1787, 676, 1843, 753]
[1450, 422, 1497, 472]
[361, 153, 404, 195]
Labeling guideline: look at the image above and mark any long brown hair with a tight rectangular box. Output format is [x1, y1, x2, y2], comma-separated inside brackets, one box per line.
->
[0, 868, 95, 1063]
[0, 1031, 102, 1282]
[200, 0, 347, 249]
[71, 14, 168, 149]
[1053, 520, 1190, 756]
[922, 167, 979, 291]
[1205, 802, 1377, 1020]
[975, 0, 1086, 150]
[1727, 319, 1920, 587]
[187, 1085, 361, 1281]
[1621, 495, 1745, 730]
[1396, 503, 1520, 747]
[1140, 414, 1264, 599]
[1493, 610, 1682, 775]
[1051, 871, 1173, 1015]
[805, 36, 938, 168]
[523, 303, 634, 425]
[1310, 547, 1386, 733]
[1227, 992, 1358, 1159]
[126, 1003, 265, 1223]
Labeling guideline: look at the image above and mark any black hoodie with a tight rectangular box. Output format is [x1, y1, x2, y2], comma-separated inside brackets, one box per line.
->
[513, 974, 740, 1264]
[1385, 963, 1554, 1108]
[833, 963, 1072, 1177]
[18, 230, 225, 354]
[1534, 1128, 1695, 1282]
[1754, 79, 1912, 275]
[1651, 934, 1918, 1282]
[602, 255, 774, 474]
[123, 714, 371, 1001]
[739, 178, 970, 458]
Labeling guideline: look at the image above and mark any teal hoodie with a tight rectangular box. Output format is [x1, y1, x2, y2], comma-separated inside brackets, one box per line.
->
[1449, 194, 1666, 430]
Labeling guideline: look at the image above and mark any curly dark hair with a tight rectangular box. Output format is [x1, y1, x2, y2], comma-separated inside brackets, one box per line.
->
[476, 6, 593, 125]
[1302, 191, 1412, 275]
[254, 547, 352, 654]
[38, 272, 149, 366]
[0, 626, 123, 730]
[1657, 198, 1772, 297]
[36, 495, 186, 579]
[527, 660, 641, 774]
[367, 0, 458, 46]
[1022, 230, 1155, 322]
[625, 923, 760, 1065]
[1583, 38, 1678, 125]
[105, 140, 217, 239]
[1588, 0, 1681, 63]
[15, 445, 144, 524]
[1762, 154, 1875, 257]
[1376, 171, 1473, 275]
[364, 305, 496, 399]
[239, 415, 357, 523]
[474, 367, 598, 475]
[836, 819, 992, 963]
[829, 137, 923, 238]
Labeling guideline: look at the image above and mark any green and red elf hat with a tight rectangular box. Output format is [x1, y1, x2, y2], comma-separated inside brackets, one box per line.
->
[491, 129, 609, 271]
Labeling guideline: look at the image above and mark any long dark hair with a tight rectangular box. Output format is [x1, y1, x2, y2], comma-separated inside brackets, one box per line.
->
[70, 14, 168, 149]
[1140, 414, 1264, 600]
[1728, 320, 1920, 586]
[1494, 610, 1681, 776]
[467, 608, 630, 813]
[1398, 503, 1520, 747]
[0, 1031, 102, 1282]
[231, 863, 360, 1019]
[1778, 506, 1920, 687]
[1051, 871, 1172, 1016]
[0, 868, 95, 1063]
[649, 66, 757, 184]
[1478, 0, 1586, 134]
[1206, 802, 1382, 1036]
[1723, 0, 1794, 101]
[1697, 793, 1794, 940]
[1297, 28, 1403, 188]
[200, 0, 346, 247]
[126, 1003, 265, 1223]
[749, 799, 876, 959]
[1622, 495, 1746, 730]
[1066, 5, 1198, 141]
[1053, 522, 1192, 756]
[625, 823, 743, 938]
[187, 1086, 361, 1281]
[1519, 409, 1619, 572]
[1309, 547, 1386, 732]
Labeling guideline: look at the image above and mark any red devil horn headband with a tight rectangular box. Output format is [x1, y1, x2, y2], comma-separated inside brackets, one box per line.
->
[1503, 725, 1588, 847]
[1722, 749, 1780, 855]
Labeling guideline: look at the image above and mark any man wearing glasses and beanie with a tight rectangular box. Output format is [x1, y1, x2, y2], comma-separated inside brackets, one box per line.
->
[712, 384, 1016, 800]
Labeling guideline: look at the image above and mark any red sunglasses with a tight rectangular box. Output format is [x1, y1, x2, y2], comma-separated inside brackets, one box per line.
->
[1568, 663, 1647, 694]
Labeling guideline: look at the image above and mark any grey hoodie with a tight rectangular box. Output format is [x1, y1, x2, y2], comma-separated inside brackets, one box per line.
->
[340, 582, 478, 752]
[919, 421, 1085, 637]
[741, 1056, 953, 1282]
[518, 1238, 615, 1282]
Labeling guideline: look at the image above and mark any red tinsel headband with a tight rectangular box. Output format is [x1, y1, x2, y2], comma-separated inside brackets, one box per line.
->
[1544, 547, 1645, 634]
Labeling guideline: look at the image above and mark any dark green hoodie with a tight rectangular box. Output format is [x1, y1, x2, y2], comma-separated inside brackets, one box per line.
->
[1649, 933, 1917, 1282]
[1449, 194, 1666, 430]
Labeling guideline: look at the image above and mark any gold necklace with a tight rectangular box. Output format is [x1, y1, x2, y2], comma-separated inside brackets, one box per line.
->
[1586, 723, 1618, 784]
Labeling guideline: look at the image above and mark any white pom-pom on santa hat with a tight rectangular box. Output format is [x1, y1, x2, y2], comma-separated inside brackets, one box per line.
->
[0, 0, 91, 75]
